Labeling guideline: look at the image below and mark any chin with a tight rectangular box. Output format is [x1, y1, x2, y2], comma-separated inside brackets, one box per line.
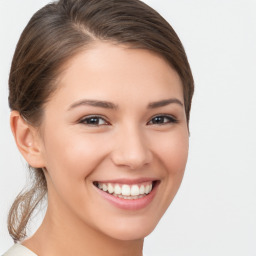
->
[100, 215, 160, 241]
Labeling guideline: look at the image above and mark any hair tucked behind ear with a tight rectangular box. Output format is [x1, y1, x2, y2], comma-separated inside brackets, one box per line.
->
[8, 0, 194, 242]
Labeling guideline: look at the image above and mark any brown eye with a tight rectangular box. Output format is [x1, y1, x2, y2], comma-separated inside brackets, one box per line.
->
[79, 116, 109, 126]
[147, 115, 177, 125]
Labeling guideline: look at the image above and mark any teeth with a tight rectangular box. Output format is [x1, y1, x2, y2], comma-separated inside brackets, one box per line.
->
[131, 185, 140, 196]
[102, 184, 108, 192]
[139, 185, 145, 194]
[122, 185, 130, 196]
[117, 194, 145, 200]
[108, 184, 114, 194]
[96, 182, 154, 197]
[114, 184, 122, 195]
[145, 184, 152, 194]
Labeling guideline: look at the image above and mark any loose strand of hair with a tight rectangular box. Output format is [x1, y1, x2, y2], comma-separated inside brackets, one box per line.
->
[7, 168, 47, 242]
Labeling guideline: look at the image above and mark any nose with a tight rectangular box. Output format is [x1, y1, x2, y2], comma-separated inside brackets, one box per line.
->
[111, 126, 152, 170]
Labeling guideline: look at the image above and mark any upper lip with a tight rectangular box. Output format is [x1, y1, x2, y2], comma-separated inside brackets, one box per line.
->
[93, 178, 158, 184]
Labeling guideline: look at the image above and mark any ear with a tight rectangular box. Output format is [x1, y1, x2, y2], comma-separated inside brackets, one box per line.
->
[10, 111, 45, 168]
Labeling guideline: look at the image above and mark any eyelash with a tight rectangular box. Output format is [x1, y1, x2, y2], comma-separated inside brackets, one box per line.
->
[147, 114, 178, 125]
[79, 115, 110, 126]
[78, 114, 178, 127]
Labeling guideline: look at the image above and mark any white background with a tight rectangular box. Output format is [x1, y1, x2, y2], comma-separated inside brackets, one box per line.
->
[1, 0, 256, 255]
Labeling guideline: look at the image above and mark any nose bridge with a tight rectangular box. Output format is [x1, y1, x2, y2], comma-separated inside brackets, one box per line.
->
[111, 123, 152, 169]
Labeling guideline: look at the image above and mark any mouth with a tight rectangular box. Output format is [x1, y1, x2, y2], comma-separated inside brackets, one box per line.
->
[93, 180, 159, 200]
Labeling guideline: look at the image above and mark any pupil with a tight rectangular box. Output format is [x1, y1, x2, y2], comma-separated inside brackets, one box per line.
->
[88, 118, 98, 124]
[153, 117, 163, 124]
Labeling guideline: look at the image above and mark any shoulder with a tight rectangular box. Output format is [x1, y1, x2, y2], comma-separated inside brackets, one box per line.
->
[3, 244, 37, 256]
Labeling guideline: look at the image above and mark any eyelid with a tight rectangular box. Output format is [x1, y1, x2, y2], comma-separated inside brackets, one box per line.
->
[78, 115, 110, 126]
[77, 114, 177, 126]
[147, 114, 178, 125]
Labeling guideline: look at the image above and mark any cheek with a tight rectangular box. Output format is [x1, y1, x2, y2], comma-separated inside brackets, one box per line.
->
[41, 128, 109, 213]
[152, 128, 189, 175]
[150, 129, 189, 214]
[42, 126, 109, 181]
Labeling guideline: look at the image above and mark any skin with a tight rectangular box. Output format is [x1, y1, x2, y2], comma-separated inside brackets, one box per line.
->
[11, 42, 189, 256]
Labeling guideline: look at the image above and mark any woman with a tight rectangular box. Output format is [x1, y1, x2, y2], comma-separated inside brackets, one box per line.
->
[4, 0, 194, 255]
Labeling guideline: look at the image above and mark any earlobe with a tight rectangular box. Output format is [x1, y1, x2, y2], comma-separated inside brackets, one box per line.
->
[10, 111, 45, 168]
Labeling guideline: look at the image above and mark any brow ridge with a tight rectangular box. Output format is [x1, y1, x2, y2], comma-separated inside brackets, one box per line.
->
[68, 99, 118, 110]
[68, 98, 183, 111]
[147, 98, 183, 109]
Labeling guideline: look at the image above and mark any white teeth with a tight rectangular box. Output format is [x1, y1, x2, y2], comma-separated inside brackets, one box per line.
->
[108, 183, 114, 194]
[116, 194, 145, 200]
[139, 185, 145, 194]
[131, 185, 140, 196]
[145, 184, 152, 194]
[102, 184, 108, 192]
[114, 184, 122, 195]
[97, 182, 154, 198]
[122, 185, 131, 196]
[145, 185, 150, 194]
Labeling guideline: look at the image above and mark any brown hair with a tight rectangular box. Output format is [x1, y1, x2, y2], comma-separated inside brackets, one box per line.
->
[8, 0, 194, 242]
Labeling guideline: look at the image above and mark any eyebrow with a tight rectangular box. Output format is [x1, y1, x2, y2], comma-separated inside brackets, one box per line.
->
[68, 98, 183, 111]
[147, 98, 183, 108]
[68, 99, 118, 110]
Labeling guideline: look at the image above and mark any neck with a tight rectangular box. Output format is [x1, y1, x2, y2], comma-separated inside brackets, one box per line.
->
[23, 207, 144, 256]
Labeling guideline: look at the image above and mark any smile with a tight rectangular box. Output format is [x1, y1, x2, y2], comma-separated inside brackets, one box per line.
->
[93, 180, 159, 210]
[94, 181, 153, 199]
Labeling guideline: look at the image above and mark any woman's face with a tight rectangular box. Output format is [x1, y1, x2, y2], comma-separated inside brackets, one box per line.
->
[38, 42, 189, 240]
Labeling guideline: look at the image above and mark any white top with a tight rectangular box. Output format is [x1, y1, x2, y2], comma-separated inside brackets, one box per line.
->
[3, 244, 37, 256]
[3, 244, 146, 256]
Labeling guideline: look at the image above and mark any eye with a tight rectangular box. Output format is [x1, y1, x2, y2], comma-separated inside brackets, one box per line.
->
[147, 114, 178, 125]
[79, 115, 109, 126]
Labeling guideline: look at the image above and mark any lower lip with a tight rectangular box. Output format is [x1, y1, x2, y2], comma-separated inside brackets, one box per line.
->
[94, 182, 159, 211]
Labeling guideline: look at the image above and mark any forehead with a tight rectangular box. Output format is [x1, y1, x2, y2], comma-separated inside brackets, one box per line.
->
[50, 42, 183, 108]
